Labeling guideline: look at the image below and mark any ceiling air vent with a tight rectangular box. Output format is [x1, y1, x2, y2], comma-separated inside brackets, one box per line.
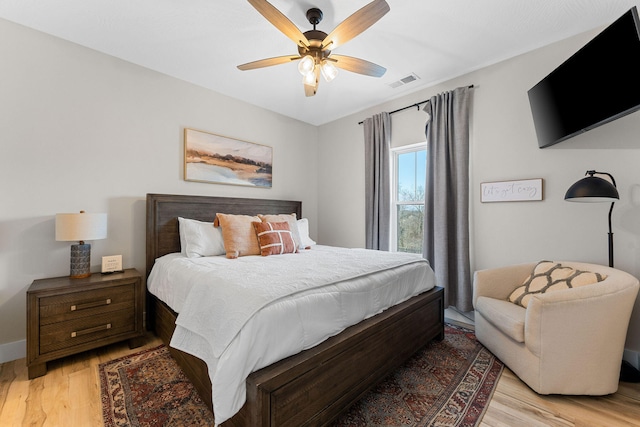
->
[388, 73, 420, 89]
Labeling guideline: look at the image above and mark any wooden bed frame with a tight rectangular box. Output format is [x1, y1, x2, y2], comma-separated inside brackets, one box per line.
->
[146, 193, 444, 427]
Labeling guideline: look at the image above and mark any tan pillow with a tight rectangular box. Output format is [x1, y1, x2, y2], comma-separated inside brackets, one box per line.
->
[508, 261, 607, 308]
[252, 222, 297, 256]
[258, 213, 302, 250]
[215, 213, 261, 259]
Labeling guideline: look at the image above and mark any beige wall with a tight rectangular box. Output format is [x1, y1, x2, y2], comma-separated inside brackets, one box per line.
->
[317, 28, 640, 358]
[2, 16, 640, 365]
[0, 19, 318, 359]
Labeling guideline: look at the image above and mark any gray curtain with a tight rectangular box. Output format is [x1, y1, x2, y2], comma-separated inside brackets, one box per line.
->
[422, 86, 472, 311]
[364, 112, 391, 250]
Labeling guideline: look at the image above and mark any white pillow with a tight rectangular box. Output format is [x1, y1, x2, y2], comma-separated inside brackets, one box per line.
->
[297, 218, 316, 248]
[178, 217, 225, 258]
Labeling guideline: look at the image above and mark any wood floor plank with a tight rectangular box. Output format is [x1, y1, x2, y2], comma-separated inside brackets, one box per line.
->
[1, 360, 31, 426]
[0, 359, 17, 416]
[68, 366, 102, 426]
[23, 376, 46, 427]
[485, 390, 575, 427]
[1, 332, 639, 426]
[40, 364, 69, 427]
[483, 367, 640, 427]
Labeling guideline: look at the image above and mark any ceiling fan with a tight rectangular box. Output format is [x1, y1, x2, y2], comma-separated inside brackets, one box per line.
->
[238, 0, 390, 97]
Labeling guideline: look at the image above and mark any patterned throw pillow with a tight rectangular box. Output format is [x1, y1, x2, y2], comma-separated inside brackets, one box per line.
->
[252, 222, 297, 256]
[508, 261, 607, 308]
[258, 213, 303, 250]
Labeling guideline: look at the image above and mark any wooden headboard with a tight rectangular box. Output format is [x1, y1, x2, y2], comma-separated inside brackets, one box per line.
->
[145, 193, 302, 279]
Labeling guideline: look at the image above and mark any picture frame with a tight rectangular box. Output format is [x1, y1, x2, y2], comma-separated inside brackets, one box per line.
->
[481, 178, 543, 202]
[101, 255, 123, 274]
[184, 128, 273, 188]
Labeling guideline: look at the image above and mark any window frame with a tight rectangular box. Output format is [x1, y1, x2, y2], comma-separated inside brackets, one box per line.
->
[390, 142, 427, 252]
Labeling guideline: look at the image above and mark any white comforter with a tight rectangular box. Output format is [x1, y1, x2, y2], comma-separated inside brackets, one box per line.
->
[147, 245, 435, 425]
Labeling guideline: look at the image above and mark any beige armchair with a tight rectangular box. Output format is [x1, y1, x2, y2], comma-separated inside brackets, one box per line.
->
[473, 261, 639, 395]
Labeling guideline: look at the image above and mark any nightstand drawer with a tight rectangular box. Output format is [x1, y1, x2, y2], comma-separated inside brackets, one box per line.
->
[39, 308, 135, 354]
[39, 283, 135, 325]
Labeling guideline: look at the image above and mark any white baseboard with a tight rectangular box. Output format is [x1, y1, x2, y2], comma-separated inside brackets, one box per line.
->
[0, 339, 26, 364]
[623, 349, 640, 370]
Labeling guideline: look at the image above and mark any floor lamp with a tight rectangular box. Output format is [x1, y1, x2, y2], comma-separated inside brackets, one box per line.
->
[564, 170, 619, 267]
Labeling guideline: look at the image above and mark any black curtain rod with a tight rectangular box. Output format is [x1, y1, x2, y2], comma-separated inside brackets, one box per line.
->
[358, 84, 474, 125]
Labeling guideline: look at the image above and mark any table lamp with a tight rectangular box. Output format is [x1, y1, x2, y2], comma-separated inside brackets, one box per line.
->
[55, 211, 107, 278]
[564, 170, 619, 267]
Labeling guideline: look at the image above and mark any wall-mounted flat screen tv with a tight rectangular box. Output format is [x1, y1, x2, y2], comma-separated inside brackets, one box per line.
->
[528, 7, 640, 148]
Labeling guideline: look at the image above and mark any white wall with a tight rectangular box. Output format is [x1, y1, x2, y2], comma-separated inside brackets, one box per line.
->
[3, 15, 640, 364]
[0, 19, 318, 356]
[318, 28, 640, 356]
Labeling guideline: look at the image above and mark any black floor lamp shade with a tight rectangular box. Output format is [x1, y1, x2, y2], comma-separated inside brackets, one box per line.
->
[565, 172, 619, 201]
[564, 170, 619, 267]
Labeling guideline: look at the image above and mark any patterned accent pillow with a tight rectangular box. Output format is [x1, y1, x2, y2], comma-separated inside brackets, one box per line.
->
[214, 213, 262, 259]
[253, 221, 297, 256]
[508, 261, 607, 308]
[258, 213, 303, 250]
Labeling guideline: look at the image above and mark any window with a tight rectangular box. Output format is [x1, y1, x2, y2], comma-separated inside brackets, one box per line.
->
[391, 143, 426, 253]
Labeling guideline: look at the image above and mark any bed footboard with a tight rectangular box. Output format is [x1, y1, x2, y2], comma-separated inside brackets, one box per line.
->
[153, 286, 444, 426]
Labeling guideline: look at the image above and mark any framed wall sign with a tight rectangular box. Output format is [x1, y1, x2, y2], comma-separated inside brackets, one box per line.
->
[184, 128, 273, 188]
[101, 255, 123, 273]
[481, 178, 543, 202]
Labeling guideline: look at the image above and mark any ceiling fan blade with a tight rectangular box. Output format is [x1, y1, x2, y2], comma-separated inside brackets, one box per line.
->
[321, 0, 390, 50]
[248, 0, 310, 48]
[330, 54, 386, 77]
[237, 55, 301, 71]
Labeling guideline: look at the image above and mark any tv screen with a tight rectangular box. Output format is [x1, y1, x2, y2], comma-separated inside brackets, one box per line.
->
[528, 7, 640, 148]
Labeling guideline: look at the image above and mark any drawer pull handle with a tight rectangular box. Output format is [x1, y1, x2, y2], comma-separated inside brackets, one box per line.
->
[71, 323, 111, 338]
[70, 298, 111, 312]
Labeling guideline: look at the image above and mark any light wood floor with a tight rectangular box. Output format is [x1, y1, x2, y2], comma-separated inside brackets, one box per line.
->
[1, 333, 639, 426]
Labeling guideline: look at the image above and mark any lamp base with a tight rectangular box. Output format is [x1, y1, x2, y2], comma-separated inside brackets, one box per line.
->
[70, 243, 91, 279]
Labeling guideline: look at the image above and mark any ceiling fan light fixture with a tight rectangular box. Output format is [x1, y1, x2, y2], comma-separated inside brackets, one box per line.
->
[320, 60, 338, 82]
[302, 67, 317, 86]
[298, 55, 315, 76]
[241, 0, 390, 97]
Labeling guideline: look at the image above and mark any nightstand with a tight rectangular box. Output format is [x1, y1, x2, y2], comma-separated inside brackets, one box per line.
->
[26, 269, 144, 379]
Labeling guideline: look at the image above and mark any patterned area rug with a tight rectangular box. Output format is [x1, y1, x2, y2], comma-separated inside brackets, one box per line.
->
[100, 345, 214, 427]
[100, 325, 503, 427]
[331, 324, 504, 426]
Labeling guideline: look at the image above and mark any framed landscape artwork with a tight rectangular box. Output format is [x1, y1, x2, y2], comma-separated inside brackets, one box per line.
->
[184, 128, 272, 188]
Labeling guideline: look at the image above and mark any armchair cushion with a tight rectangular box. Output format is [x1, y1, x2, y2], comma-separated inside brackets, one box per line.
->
[476, 296, 525, 342]
[508, 261, 607, 308]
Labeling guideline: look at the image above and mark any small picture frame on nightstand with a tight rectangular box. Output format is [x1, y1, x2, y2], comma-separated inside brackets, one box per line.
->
[102, 255, 123, 274]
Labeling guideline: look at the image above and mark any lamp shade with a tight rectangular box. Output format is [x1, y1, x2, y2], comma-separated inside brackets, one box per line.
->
[564, 176, 619, 203]
[55, 212, 107, 242]
[320, 60, 338, 82]
[298, 55, 315, 76]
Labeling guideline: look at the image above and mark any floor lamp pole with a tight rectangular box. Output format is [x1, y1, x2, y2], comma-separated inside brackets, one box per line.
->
[608, 201, 614, 268]
[603, 171, 617, 268]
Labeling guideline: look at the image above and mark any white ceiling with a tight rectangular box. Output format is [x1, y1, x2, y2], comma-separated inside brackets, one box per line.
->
[1, 0, 639, 126]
